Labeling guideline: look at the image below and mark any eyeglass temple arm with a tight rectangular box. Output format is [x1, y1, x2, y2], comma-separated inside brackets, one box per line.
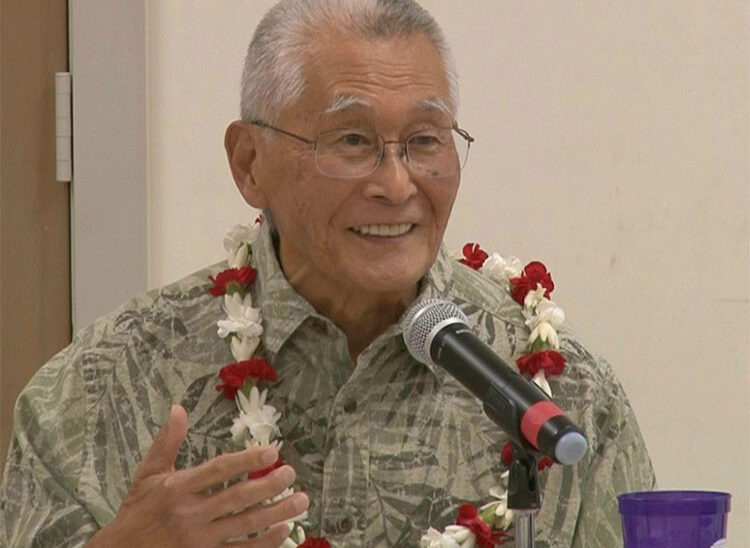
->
[453, 124, 475, 144]
[248, 119, 315, 145]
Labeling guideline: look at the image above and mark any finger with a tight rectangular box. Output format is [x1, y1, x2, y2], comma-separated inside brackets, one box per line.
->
[134, 404, 188, 481]
[203, 465, 296, 521]
[209, 490, 309, 543]
[168, 445, 278, 494]
[232, 522, 292, 548]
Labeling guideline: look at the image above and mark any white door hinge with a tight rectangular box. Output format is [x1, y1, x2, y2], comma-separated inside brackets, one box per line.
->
[55, 72, 72, 182]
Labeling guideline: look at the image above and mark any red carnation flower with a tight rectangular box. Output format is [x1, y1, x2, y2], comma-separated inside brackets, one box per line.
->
[241, 358, 278, 382]
[501, 441, 514, 464]
[456, 504, 509, 547]
[501, 441, 555, 471]
[516, 350, 566, 377]
[509, 261, 554, 305]
[460, 243, 489, 271]
[216, 358, 278, 400]
[298, 539, 331, 548]
[209, 266, 257, 297]
[249, 458, 285, 480]
[537, 457, 554, 470]
[216, 364, 246, 400]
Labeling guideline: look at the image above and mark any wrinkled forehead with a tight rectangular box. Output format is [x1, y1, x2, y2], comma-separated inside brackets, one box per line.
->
[287, 32, 454, 123]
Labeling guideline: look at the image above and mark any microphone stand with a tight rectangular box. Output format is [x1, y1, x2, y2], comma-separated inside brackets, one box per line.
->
[507, 442, 542, 548]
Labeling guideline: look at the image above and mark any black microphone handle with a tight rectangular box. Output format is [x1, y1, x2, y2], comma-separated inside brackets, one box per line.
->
[430, 322, 585, 463]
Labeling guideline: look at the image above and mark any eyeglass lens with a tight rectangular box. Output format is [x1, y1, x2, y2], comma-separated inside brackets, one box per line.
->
[314, 128, 470, 179]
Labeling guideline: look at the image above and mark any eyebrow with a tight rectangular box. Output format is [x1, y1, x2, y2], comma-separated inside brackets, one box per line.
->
[323, 94, 454, 118]
[324, 94, 373, 114]
[418, 96, 453, 117]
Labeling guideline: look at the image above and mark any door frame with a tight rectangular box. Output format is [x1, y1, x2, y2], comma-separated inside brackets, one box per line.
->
[68, 0, 148, 332]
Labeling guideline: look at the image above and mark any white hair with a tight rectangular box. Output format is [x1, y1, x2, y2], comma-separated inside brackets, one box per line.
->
[240, 0, 459, 123]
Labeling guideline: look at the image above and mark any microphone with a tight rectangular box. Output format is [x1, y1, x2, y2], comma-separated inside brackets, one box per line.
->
[402, 299, 587, 465]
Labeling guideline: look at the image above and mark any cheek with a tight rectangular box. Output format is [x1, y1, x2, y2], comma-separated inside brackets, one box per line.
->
[268, 177, 335, 253]
[262, 155, 310, 224]
[272, 190, 312, 241]
[428, 180, 460, 226]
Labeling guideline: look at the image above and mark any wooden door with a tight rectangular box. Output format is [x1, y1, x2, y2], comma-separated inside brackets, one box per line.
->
[0, 0, 71, 472]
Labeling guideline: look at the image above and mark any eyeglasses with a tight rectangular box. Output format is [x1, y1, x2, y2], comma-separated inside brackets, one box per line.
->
[249, 119, 474, 179]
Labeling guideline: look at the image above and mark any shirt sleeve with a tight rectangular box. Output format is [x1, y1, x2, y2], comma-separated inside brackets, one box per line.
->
[0, 344, 99, 548]
[570, 365, 657, 548]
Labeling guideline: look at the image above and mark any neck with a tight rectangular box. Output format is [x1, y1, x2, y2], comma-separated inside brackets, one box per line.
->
[322, 288, 417, 359]
[280, 260, 417, 360]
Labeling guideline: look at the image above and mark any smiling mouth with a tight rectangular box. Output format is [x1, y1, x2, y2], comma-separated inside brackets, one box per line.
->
[350, 223, 414, 237]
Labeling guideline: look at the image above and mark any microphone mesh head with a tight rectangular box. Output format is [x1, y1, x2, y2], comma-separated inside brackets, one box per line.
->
[401, 299, 468, 363]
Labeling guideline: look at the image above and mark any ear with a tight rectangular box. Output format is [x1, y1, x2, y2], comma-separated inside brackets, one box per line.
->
[225, 120, 268, 208]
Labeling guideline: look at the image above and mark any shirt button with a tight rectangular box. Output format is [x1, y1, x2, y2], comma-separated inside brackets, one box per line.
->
[338, 516, 353, 533]
[342, 397, 357, 413]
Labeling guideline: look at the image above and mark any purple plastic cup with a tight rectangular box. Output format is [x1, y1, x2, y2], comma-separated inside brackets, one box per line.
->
[618, 490, 731, 548]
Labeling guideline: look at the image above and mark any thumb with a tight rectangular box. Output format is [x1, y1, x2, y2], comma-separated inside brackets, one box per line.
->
[134, 404, 188, 481]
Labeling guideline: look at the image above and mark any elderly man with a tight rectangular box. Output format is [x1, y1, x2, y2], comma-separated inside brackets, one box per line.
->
[0, 1, 655, 547]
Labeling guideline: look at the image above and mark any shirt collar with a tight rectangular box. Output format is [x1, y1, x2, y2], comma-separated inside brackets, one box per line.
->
[251, 221, 319, 356]
[394, 243, 455, 379]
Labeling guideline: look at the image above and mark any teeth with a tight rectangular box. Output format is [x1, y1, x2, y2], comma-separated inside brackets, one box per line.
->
[352, 223, 413, 237]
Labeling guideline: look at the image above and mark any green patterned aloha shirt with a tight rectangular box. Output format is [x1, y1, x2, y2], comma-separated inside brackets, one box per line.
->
[0, 222, 655, 547]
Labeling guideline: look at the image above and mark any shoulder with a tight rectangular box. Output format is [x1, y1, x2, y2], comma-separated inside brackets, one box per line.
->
[18, 261, 228, 428]
[446, 254, 626, 411]
[440, 259, 530, 363]
[80, 262, 222, 346]
[450, 260, 525, 325]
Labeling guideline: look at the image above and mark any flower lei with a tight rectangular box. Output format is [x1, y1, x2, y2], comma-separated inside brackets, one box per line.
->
[209, 222, 567, 548]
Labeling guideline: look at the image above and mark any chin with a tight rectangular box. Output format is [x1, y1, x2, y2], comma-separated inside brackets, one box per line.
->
[350, 261, 430, 295]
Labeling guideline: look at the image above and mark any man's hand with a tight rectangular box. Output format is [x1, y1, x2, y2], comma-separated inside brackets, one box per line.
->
[87, 405, 309, 548]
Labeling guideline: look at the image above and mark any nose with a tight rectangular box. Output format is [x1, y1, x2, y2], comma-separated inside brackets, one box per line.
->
[362, 142, 417, 204]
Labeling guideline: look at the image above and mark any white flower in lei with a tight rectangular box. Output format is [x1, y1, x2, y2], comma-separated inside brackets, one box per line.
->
[420, 527, 463, 548]
[530, 370, 552, 397]
[231, 386, 282, 447]
[480, 252, 523, 287]
[529, 299, 565, 329]
[523, 291, 565, 350]
[224, 222, 261, 267]
[230, 333, 260, 361]
[479, 474, 514, 531]
[213, 225, 568, 547]
[216, 292, 263, 340]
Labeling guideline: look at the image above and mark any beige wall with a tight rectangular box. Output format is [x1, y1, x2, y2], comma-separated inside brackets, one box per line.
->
[147, 1, 749, 544]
